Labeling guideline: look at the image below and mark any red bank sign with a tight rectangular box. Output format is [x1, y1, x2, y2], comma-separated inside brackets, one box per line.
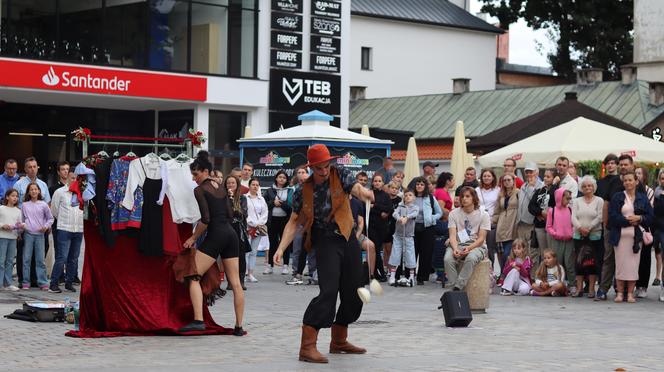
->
[0, 58, 207, 101]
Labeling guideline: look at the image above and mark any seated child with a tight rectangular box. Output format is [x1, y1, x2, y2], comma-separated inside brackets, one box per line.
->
[499, 238, 532, 295]
[531, 249, 567, 296]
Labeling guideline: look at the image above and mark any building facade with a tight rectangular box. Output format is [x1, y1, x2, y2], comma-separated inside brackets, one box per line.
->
[349, 0, 501, 99]
[0, 0, 350, 175]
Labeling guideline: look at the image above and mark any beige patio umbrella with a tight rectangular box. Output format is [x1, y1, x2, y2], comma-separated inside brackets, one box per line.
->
[361, 125, 370, 136]
[450, 121, 472, 187]
[403, 137, 420, 185]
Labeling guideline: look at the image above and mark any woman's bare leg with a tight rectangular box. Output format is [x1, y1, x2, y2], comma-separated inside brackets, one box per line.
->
[615, 280, 625, 302]
[575, 276, 584, 295]
[190, 251, 216, 321]
[657, 253, 663, 281]
[588, 274, 597, 295]
[363, 239, 376, 276]
[222, 257, 245, 327]
[626, 280, 637, 302]
[383, 242, 392, 270]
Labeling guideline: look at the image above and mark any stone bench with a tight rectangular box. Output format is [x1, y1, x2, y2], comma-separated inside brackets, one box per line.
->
[464, 259, 491, 313]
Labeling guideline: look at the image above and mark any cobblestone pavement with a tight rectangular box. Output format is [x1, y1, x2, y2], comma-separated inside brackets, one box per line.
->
[2, 258, 664, 372]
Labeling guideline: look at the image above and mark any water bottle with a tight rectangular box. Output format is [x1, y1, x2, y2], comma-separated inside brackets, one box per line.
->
[73, 302, 80, 331]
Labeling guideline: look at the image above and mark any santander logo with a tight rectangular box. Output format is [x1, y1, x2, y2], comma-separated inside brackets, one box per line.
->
[42, 66, 60, 86]
[40, 65, 132, 92]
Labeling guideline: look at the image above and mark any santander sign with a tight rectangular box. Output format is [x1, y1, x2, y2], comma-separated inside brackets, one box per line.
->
[0, 57, 207, 101]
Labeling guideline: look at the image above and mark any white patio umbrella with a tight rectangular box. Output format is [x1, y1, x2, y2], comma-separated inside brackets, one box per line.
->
[478, 117, 664, 167]
[243, 125, 252, 138]
[450, 121, 473, 187]
[403, 137, 420, 185]
[361, 125, 370, 136]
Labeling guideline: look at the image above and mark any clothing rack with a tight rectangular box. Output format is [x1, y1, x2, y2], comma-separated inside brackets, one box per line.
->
[82, 134, 193, 159]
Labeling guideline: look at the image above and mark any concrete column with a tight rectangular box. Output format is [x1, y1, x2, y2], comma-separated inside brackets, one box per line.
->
[248, 106, 269, 135]
[193, 105, 210, 151]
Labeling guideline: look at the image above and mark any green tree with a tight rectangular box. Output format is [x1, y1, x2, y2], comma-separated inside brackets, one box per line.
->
[480, 0, 633, 80]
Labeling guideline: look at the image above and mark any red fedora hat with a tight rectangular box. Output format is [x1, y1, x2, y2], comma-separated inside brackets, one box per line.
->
[306, 144, 338, 167]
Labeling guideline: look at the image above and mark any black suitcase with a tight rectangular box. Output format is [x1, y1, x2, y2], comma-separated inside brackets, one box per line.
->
[22, 301, 65, 322]
[440, 291, 472, 327]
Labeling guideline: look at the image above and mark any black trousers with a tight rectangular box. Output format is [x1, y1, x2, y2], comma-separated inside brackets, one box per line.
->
[268, 216, 291, 267]
[637, 242, 654, 288]
[16, 232, 50, 286]
[303, 227, 363, 329]
[368, 225, 387, 279]
[414, 225, 435, 282]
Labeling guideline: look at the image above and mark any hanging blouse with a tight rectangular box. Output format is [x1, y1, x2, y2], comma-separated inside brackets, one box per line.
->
[121, 154, 164, 211]
[106, 158, 143, 230]
[157, 158, 201, 224]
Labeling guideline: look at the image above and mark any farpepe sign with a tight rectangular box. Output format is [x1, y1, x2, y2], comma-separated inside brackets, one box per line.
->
[244, 145, 387, 187]
[0, 58, 207, 101]
[269, 69, 341, 115]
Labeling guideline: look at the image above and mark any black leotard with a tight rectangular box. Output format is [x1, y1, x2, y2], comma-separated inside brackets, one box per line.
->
[194, 178, 239, 259]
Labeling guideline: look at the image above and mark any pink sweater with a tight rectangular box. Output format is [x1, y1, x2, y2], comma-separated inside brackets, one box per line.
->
[545, 188, 573, 240]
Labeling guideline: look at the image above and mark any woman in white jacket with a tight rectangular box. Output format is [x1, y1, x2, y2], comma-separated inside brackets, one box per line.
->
[246, 178, 268, 283]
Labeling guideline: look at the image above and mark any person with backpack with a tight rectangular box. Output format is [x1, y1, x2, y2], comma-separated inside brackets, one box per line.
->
[407, 176, 443, 285]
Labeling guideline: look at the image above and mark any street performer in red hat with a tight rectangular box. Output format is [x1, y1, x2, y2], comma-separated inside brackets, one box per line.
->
[274, 143, 374, 363]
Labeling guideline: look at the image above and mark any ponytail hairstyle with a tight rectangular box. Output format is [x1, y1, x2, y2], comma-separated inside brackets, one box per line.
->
[190, 150, 212, 173]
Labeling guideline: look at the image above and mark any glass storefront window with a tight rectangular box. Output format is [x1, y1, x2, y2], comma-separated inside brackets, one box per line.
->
[60, 0, 102, 64]
[148, 0, 188, 72]
[208, 110, 246, 175]
[0, 0, 258, 78]
[3, 0, 57, 59]
[104, 0, 148, 68]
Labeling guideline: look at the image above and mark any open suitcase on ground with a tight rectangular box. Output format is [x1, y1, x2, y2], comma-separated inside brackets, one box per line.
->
[4, 301, 65, 322]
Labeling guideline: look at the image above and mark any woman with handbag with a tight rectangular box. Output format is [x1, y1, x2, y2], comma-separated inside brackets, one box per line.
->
[571, 176, 604, 298]
[264, 170, 294, 275]
[246, 178, 268, 283]
[608, 170, 653, 303]
[225, 175, 249, 291]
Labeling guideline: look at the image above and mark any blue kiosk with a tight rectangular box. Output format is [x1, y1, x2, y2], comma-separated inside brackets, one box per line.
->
[238, 110, 393, 187]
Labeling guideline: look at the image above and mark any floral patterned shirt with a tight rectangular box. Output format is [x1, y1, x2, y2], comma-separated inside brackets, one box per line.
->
[292, 166, 356, 229]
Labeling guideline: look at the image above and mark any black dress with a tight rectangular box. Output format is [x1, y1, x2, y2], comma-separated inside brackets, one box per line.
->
[138, 161, 164, 257]
[194, 179, 239, 260]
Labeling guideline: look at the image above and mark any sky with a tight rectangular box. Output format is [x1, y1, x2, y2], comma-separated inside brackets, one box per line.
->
[470, 0, 554, 68]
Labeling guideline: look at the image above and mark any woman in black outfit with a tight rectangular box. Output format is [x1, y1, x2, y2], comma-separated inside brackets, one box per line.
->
[264, 170, 294, 275]
[368, 173, 393, 281]
[180, 151, 245, 334]
[225, 175, 249, 291]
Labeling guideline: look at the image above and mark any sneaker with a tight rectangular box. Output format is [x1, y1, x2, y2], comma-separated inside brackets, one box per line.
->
[39, 285, 49, 291]
[48, 286, 62, 293]
[286, 276, 303, 285]
[21, 283, 29, 290]
[64, 284, 77, 293]
[387, 276, 395, 286]
[178, 320, 206, 333]
[281, 266, 290, 275]
[659, 288, 664, 302]
[595, 289, 607, 301]
[73, 277, 82, 286]
[636, 287, 647, 298]
[5, 285, 19, 292]
[500, 289, 513, 296]
[262, 267, 273, 275]
[408, 277, 415, 287]
[652, 278, 661, 286]
[247, 274, 258, 283]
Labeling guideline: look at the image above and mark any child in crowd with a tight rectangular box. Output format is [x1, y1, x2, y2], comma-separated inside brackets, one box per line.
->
[499, 238, 532, 295]
[531, 249, 567, 296]
[388, 189, 419, 287]
[546, 188, 576, 293]
[0, 189, 23, 291]
[384, 181, 402, 271]
[21, 183, 53, 290]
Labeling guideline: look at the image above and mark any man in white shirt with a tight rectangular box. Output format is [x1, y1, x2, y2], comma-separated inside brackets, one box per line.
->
[444, 187, 491, 291]
[555, 156, 579, 198]
[48, 171, 83, 293]
[240, 162, 253, 188]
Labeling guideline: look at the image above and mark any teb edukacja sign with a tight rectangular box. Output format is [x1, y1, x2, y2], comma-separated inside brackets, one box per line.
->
[269, 69, 340, 115]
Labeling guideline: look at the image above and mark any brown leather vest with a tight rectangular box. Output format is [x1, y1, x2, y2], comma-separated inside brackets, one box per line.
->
[298, 167, 354, 252]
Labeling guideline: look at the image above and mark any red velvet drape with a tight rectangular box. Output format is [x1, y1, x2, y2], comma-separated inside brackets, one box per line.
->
[66, 221, 232, 337]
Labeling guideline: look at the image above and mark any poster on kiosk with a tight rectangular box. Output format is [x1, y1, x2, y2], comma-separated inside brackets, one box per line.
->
[239, 111, 392, 188]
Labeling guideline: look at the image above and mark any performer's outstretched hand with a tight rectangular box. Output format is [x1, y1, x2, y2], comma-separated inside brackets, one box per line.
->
[274, 249, 283, 266]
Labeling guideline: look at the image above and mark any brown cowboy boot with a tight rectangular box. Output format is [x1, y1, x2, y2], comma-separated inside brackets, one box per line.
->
[299, 325, 329, 363]
[329, 324, 367, 354]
